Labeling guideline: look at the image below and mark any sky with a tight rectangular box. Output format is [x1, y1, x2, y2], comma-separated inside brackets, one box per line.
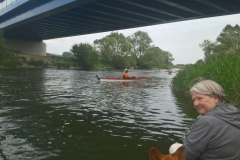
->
[44, 13, 240, 65]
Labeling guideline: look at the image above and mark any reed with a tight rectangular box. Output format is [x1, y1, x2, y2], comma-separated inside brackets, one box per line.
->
[172, 52, 240, 107]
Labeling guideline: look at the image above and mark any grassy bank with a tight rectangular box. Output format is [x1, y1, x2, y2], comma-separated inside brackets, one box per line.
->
[171, 52, 240, 107]
[0, 53, 113, 70]
[1, 54, 55, 69]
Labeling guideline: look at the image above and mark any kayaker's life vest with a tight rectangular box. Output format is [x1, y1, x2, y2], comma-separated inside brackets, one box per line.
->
[123, 72, 130, 79]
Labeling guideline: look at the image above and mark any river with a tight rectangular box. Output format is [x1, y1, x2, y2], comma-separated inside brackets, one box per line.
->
[0, 69, 198, 160]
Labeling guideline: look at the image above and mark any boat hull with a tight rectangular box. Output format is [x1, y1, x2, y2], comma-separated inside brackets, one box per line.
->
[100, 78, 149, 82]
[96, 75, 152, 81]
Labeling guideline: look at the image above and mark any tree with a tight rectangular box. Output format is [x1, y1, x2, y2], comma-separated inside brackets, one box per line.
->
[94, 32, 131, 69]
[127, 31, 153, 66]
[62, 51, 74, 57]
[164, 51, 174, 66]
[195, 59, 204, 64]
[139, 47, 174, 69]
[70, 43, 99, 70]
[139, 47, 163, 69]
[216, 24, 240, 53]
[199, 24, 240, 60]
[199, 39, 218, 57]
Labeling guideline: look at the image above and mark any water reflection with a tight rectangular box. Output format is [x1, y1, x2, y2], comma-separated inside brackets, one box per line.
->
[172, 90, 199, 119]
[0, 69, 194, 160]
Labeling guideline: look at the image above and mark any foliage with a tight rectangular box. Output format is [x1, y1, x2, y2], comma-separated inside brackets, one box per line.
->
[139, 47, 166, 69]
[0, 28, 175, 69]
[124, 55, 137, 69]
[200, 24, 240, 62]
[56, 62, 71, 69]
[93, 31, 173, 69]
[216, 24, 240, 53]
[199, 39, 217, 57]
[173, 64, 187, 69]
[46, 53, 59, 57]
[138, 47, 175, 69]
[2, 59, 22, 68]
[173, 24, 240, 107]
[71, 43, 99, 70]
[127, 31, 153, 65]
[172, 53, 240, 107]
[62, 51, 74, 57]
[94, 32, 131, 69]
[95, 57, 113, 69]
[47, 52, 78, 68]
[164, 51, 174, 66]
[27, 59, 48, 67]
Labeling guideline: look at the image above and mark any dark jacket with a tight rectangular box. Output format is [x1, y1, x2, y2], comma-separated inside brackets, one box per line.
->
[184, 104, 240, 160]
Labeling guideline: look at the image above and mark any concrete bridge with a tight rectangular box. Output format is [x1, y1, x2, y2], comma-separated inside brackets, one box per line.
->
[1, 0, 240, 56]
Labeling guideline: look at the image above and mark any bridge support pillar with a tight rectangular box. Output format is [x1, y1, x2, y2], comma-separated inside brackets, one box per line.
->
[5, 39, 46, 56]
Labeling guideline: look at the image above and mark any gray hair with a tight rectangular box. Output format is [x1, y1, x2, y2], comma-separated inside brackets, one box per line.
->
[190, 80, 226, 104]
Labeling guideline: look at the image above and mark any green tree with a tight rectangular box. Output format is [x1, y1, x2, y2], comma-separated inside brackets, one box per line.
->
[139, 47, 163, 69]
[62, 51, 74, 57]
[70, 43, 99, 70]
[216, 24, 240, 53]
[199, 39, 218, 57]
[199, 24, 240, 62]
[164, 51, 174, 66]
[94, 32, 131, 69]
[127, 31, 153, 66]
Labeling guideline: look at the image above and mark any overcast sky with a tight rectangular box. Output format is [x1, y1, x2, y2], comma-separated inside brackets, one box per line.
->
[44, 13, 240, 65]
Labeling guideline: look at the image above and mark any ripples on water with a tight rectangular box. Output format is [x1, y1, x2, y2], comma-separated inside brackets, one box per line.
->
[0, 69, 197, 160]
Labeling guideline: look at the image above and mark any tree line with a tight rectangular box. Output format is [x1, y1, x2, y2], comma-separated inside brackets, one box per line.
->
[63, 31, 174, 70]
[0, 29, 174, 69]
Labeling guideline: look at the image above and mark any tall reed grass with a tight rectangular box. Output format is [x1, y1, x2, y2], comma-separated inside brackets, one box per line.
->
[172, 52, 240, 107]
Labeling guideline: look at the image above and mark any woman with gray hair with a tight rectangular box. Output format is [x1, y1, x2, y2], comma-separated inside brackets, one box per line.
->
[172, 79, 240, 160]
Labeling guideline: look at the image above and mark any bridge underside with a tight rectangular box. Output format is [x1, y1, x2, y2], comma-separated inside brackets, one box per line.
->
[1, 0, 240, 41]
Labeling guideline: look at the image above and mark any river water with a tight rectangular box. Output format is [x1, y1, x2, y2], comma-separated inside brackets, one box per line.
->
[0, 69, 198, 160]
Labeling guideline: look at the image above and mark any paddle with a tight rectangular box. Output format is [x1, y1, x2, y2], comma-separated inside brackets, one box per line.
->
[96, 75, 100, 80]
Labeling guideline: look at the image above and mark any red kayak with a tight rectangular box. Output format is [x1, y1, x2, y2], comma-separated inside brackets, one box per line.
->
[96, 75, 152, 82]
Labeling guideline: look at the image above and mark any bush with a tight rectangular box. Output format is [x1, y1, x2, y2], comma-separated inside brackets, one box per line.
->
[56, 62, 71, 69]
[27, 59, 46, 67]
[2, 59, 22, 68]
[21, 56, 27, 63]
[71, 43, 99, 70]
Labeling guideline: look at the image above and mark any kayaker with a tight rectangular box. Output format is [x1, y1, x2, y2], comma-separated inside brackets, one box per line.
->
[172, 79, 240, 160]
[168, 69, 172, 74]
[123, 69, 130, 79]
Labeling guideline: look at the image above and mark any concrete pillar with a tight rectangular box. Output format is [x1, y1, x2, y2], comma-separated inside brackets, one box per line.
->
[5, 39, 46, 56]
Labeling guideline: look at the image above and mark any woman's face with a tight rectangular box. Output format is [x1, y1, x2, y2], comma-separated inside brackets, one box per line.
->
[191, 91, 219, 115]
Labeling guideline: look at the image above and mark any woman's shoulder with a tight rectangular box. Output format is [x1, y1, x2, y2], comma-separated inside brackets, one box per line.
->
[195, 114, 220, 126]
[206, 104, 240, 116]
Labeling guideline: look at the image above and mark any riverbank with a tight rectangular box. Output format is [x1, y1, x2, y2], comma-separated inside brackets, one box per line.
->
[0, 54, 115, 70]
[18, 54, 56, 68]
[0, 54, 79, 69]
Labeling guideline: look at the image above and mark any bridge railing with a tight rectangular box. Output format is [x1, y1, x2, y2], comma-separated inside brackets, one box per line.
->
[0, 0, 22, 12]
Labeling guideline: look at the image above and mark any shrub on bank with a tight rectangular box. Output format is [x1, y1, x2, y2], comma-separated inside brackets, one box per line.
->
[172, 53, 240, 107]
[56, 62, 70, 69]
[2, 59, 22, 68]
[47, 53, 78, 68]
[27, 59, 47, 67]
